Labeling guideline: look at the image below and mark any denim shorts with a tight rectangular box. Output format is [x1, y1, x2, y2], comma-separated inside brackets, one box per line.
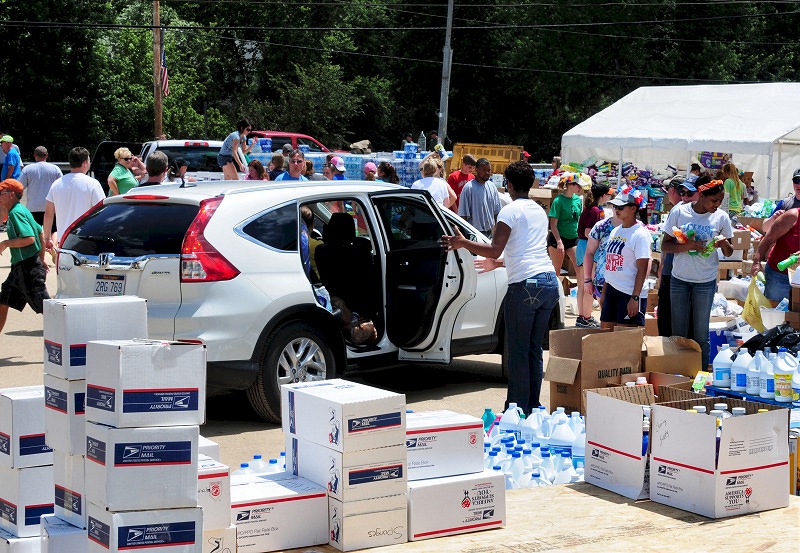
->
[764, 263, 791, 303]
[217, 154, 234, 168]
[600, 283, 645, 326]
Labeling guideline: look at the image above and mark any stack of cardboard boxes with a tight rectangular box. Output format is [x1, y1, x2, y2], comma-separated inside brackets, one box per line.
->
[83, 339, 206, 552]
[196, 454, 234, 553]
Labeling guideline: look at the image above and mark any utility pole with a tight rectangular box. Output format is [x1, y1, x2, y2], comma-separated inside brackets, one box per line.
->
[153, 0, 163, 139]
[437, 0, 454, 148]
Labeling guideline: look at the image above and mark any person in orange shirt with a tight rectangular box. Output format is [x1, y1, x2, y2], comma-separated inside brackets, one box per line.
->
[446, 154, 476, 212]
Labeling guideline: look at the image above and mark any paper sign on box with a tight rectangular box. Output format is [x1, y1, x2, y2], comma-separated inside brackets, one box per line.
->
[85, 422, 198, 512]
[85, 340, 206, 428]
[202, 525, 236, 553]
[328, 494, 407, 551]
[0, 386, 53, 469]
[43, 297, 148, 380]
[44, 375, 85, 456]
[197, 455, 230, 531]
[87, 504, 202, 553]
[53, 451, 86, 529]
[405, 410, 484, 481]
[0, 464, 54, 538]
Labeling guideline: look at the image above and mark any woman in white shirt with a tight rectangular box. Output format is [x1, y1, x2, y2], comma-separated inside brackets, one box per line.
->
[412, 156, 456, 208]
[441, 161, 558, 414]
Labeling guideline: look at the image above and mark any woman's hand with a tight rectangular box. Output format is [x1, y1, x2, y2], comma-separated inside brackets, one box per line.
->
[556, 239, 564, 255]
[627, 298, 639, 318]
[474, 257, 499, 274]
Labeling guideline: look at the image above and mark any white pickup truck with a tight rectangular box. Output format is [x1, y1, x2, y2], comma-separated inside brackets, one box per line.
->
[139, 139, 245, 181]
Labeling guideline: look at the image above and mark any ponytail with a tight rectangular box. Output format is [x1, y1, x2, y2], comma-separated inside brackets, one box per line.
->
[584, 183, 610, 209]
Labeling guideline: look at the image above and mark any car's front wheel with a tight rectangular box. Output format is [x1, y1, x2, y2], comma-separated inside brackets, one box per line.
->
[246, 321, 335, 423]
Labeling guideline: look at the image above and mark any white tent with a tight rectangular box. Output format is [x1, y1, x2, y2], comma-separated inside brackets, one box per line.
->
[561, 83, 800, 199]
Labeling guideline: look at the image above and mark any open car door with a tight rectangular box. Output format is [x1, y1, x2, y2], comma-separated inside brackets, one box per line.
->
[370, 191, 477, 362]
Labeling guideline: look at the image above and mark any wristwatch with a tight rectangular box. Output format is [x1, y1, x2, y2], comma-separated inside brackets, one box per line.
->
[631, 295, 640, 301]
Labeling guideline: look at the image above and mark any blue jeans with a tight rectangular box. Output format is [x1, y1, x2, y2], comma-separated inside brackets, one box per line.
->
[670, 276, 716, 369]
[504, 272, 560, 414]
[763, 263, 790, 303]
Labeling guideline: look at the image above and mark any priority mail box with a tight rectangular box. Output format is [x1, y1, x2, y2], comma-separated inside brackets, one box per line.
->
[641, 336, 702, 376]
[282, 379, 406, 453]
[0, 386, 53, 469]
[41, 514, 87, 553]
[197, 436, 220, 461]
[545, 328, 643, 414]
[43, 375, 85, 455]
[328, 494, 407, 551]
[85, 340, 206, 428]
[286, 436, 406, 502]
[584, 386, 654, 500]
[85, 422, 198, 511]
[407, 470, 505, 541]
[87, 504, 202, 553]
[650, 401, 790, 518]
[202, 525, 236, 553]
[405, 410, 484, 480]
[0, 527, 40, 553]
[0, 464, 54, 537]
[197, 455, 230, 531]
[230, 476, 327, 552]
[53, 451, 85, 529]
[43, 297, 148, 380]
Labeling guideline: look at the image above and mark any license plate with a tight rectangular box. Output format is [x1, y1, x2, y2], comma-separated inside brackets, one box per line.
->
[94, 274, 126, 296]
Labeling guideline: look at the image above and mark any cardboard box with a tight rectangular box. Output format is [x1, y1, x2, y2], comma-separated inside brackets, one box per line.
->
[0, 386, 53, 469]
[285, 436, 406, 502]
[230, 476, 327, 552]
[641, 336, 701, 375]
[618, 372, 693, 400]
[650, 401, 790, 518]
[281, 379, 406, 453]
[584, 387, 654, 500]
[328, 494, 407, 551]
[545, 328, 643, 414]
[405, 410, 484, 481]
[785, 311, 800, 331]
[789, 433, 798, 496]
[790, 286, 800, 312]
[407, 470, 505, 541]
[85, 340, 206, 428]
[85, 422, 198, 511]
[41, 514, 87, 553]
[644, 313, 658, 337]
[646, 289, 659, 312]
[87, 504, 202, 553]
[197, 436, 220, 462]
[202, 525, 236, 553]
[0, 527, 40, 553]
[0, 464, 54, 537]
[53, 451, 85, 529]
[43, 297, 148, 380]
[197, 455, 230, 531]
[43, 376, 85, 455]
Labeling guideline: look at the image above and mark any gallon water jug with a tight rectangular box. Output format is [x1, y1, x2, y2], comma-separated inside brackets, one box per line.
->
[551, 407, 569, 425]
[498, 404, 523, 438]
[250, 454, 269, 473]
[760, 353, 776, 399]
[518, 413, 540, 444]
[712, 344, 734, 387]
[481, 408, 497, 434]
[553, 451, 578, 484]
[571, 424, 586, 469]
[568, 412, 582, 434]
[548, 420, 576, 456]
[792, 365, 800, 408]
[772, 348, 797, 403]
[746, 351, 764, 395]
[509, 452, 526, 484]
[730, 349, 752, 392]
[539, 450, 556, 483]
[528, 469, 551, 488]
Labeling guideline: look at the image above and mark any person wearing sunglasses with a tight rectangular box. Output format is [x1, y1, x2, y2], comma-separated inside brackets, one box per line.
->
[656, 175, 698, 337]
[662, 177, 733, 369]
[763, 168, 800, 234]
[107, 147, 143, 196]
[274, 150, 309, 181]
[600, 187, 652, 329]
[218, 118, 253, 180]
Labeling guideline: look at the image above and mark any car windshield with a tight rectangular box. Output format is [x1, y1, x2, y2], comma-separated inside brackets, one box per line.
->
[153, 146, 221, 172]
[61, 202, 199, 257]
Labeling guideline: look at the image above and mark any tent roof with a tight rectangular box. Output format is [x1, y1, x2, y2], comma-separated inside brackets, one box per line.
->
[561, 83, 800, 156]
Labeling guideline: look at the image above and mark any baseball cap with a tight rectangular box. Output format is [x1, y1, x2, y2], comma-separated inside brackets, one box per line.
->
[281, 144, 293, 154]
[679, 174, 698, 192]
[0, 178, 23, 194]
[0, 135, 13, 143]
[331, 156, 346, 172]
[793, 168, 800, 180]
[363, 162, 377, 175]
[609, 185, 643, 207]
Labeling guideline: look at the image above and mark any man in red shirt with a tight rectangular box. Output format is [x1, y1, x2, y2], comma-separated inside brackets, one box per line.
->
[446, 154, 477, 212]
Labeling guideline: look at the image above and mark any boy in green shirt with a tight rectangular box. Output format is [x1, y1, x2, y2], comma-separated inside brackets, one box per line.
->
[0, 178, 50, 334]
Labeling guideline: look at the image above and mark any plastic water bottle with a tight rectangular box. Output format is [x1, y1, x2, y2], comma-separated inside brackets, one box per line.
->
[713, 403, 732, 419]
[499, 404, 523, 439]
[731, 407, 746, 416]
[509, 452, 525, 484]
[641, 416, 650, 456]
[528, 469, 551, 488]
[267, 459, 282, 473]
[538, 411, 553, 442]
[568, 412, 582, 434]
[746, 351, 764, 395]
[539, 449, 556, 482]
[417, 131, 427, 152]
[518, 412, 540, 443]
[714, 416, 723, 466]
[551, 406, 569, 425]
[777, 254, 799, 271]
[232, 462, 255, 476]
[760, 353, 776, 399]
[481, 408, 496, 434]
[251, 454, 269, 473]
[793, 362, 800, 408]
[691, 405, 708, 414]
[553, 451, 578, 484]
[571, 424, 586, 469]
[250, 139, 261, 154]
[773, 348, 797, 403]
[730, 349, 752, 392]
[548, 419, 576, 456]
[712, 344, 734, 387]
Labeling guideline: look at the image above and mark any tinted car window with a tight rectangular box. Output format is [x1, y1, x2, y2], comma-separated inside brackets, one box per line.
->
[61, 203, 199, 257]
[152, 147, 220, 172]
[374, 196, 444, 250]
[268, 136, 292, 152]
[297, 137, 323, 153]
[242, 203, 298, 251]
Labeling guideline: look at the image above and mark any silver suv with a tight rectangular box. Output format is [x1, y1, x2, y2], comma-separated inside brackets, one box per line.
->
[56, 180, 564, 422]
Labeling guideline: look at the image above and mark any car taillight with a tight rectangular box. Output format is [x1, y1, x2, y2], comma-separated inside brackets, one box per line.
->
[181, 197, 240, 282]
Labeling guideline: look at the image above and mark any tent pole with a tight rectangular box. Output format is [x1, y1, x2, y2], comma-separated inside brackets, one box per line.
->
[619, 148, 623, 187]
[767, 150, 774, 199]
[687, 151, 692, 175]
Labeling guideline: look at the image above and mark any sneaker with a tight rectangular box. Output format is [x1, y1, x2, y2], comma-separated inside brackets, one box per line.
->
[0, 223, 6, 232]
[575, 316, 600, 328]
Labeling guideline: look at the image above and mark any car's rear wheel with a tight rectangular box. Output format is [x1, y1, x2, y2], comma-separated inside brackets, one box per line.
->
[246, 321, 335, 423]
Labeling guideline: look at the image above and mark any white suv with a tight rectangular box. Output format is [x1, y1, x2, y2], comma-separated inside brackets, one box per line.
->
[56, 180, 564, 422]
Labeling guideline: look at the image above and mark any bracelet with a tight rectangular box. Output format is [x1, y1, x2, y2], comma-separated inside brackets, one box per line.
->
[584, 279, 592, 283]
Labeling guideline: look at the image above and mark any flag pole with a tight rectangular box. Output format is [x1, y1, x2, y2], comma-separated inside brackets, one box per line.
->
[153, 0, 163, 139]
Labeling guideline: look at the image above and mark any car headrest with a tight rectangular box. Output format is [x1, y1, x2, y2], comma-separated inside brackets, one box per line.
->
[324, 213, 356, 246]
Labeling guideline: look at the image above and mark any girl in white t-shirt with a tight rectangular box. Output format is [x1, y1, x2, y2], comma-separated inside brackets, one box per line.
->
[600, 186, 652, 329]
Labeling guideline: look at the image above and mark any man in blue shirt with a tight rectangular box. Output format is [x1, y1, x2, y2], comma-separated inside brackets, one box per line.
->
[1, 136, 22, 181]
[275, 150, 309, 182]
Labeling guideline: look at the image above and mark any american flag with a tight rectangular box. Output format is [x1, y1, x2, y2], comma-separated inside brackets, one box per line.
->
[160, 27, 170, 97]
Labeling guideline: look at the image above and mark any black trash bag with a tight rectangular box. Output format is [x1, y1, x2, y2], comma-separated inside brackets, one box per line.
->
[740, 323, 799, 353]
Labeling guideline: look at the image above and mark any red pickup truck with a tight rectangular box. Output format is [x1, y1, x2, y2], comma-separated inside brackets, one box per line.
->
[246, 131, 342, 153]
